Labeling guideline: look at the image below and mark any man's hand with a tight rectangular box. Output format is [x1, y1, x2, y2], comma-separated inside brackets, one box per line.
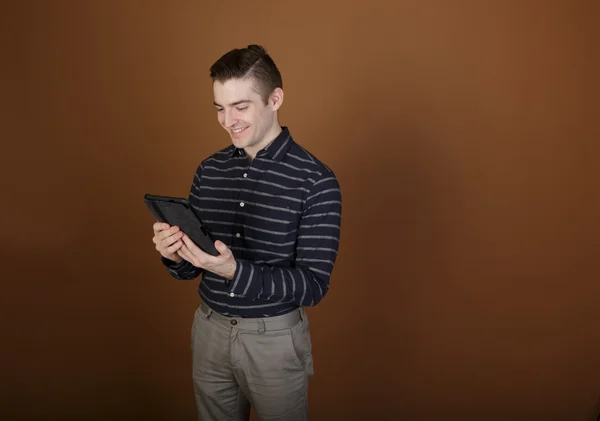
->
[177, 234, 237, 280]
[152, 222, 184, 263]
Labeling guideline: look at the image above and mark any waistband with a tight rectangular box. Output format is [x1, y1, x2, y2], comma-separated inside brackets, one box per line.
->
[199, 302, 303, 332]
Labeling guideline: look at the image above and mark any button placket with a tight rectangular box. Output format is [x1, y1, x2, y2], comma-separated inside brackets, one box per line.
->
[231, 163, 251, 247]
[231, 156, 267, 260]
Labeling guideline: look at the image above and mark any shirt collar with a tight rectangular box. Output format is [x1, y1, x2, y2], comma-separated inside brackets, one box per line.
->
[229, 126, 293, 162]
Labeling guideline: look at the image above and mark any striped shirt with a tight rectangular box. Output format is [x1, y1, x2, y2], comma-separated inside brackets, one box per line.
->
[162, 127, 342, 318]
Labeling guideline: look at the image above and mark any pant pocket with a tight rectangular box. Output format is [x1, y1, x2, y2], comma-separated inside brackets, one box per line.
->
[289, 320, 313, 376]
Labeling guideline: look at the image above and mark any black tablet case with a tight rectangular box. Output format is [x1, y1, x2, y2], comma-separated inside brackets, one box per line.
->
[144, 194, 219, 256]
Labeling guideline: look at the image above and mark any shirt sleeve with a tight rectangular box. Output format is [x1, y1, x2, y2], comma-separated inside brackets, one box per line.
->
[161, 163, 204, 280]
[227, 171, 342, 306]
[161, 256, 202, 280]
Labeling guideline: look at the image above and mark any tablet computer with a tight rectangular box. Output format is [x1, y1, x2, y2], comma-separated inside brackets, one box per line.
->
[144, 194, 219, 256]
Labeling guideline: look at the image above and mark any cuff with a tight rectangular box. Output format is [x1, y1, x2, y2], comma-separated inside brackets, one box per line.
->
[161, 257, 197, 277]
[227, 260, 258, 298]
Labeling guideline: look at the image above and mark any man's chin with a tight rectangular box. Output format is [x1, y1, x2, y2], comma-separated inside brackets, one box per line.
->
[232, 132, 252, 144]
[231, 136, 245, 146]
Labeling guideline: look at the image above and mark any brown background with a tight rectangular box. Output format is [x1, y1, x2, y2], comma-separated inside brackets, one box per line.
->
[2, 1, 599, 420]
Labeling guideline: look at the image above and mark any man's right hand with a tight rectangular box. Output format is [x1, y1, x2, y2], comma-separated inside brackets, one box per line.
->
[152, 222, 184, 263]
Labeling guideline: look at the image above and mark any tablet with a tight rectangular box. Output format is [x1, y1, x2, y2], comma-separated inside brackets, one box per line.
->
[144, 194, 219, 256]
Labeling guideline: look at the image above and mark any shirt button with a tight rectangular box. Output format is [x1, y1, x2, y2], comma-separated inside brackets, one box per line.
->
[240, 202, 245, 207]
[243, 173, 247, 178]
[236, 233, 241, 238]
[229, 292, 235, 297]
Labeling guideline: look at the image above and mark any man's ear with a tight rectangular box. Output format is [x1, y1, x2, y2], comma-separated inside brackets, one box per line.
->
[269, 87, 284, 111]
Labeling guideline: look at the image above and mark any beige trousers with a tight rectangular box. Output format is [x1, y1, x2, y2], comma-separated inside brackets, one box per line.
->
[191, 302, 314, 421]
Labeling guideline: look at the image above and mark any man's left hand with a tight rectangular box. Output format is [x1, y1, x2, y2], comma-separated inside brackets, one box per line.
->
[177, 234, 237, 280]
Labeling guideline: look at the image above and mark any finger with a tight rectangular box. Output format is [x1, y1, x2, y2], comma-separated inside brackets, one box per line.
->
[181, 234, 201, 254]
[154, 226, 173, 243]
[153, 222, 170, 233]
[181, 243, 194, 258]
[160, 225, 181, 240]
[176, 250, 188, 264]
[166, 239, 184, 254]
[213, 240, 230, 257]
[177, 244, 194, 263]
[158, 230, 183, 250]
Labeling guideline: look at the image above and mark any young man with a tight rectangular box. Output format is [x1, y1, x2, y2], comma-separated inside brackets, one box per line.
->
[151, 45, 342, 421]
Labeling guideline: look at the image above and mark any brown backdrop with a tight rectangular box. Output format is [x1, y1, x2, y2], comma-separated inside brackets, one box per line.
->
[2, 1, 599, 420]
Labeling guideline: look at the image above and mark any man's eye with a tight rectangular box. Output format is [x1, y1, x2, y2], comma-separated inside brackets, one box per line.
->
[236, 107, 248, 111]
[216, 108, 223, 112]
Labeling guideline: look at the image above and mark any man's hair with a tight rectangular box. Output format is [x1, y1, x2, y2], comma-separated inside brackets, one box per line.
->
[209, 44, 282, 104]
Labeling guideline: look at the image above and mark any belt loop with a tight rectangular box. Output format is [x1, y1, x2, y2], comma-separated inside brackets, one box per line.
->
[298, 307, 304, 321]
[201, 303, 213, 319]
[257, 318, 265, 333]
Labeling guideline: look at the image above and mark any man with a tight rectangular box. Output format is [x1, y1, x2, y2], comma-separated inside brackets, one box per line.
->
[151, 44, 342, 421]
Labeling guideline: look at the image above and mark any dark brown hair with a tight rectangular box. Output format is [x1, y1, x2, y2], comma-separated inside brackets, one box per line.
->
[209, 44, 282, 104]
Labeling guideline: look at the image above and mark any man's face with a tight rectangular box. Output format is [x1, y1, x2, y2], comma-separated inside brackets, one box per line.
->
[213, 77, 277, 153]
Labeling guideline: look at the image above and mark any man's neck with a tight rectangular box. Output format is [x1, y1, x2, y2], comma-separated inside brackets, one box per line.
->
[245, 125, 283, 162]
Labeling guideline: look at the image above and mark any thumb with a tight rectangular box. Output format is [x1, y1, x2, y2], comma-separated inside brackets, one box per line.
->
[214, 240, 230, 256]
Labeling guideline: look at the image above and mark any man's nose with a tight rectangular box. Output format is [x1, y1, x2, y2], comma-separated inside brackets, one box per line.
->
[224, 109, 236, 127]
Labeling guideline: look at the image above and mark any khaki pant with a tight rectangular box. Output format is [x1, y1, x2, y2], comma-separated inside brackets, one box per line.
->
[191, 302, 314, 421]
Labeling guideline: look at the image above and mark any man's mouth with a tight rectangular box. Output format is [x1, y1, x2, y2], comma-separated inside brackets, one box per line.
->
[231, 126, 249, 134]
